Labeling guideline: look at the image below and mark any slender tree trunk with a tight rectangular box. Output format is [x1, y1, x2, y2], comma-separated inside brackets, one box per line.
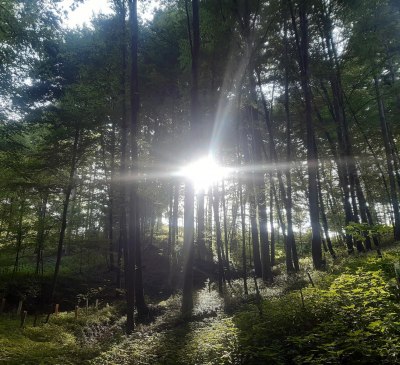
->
[221, 179, 231, 281]
[248, 189, 262, 277]
[242, 130, 262, 278]
[238, 179, 248, 295]
[35, 190, 48, 275]
[374, 75, 400, 240]
[169, 182, 179, 287]
[207, 188, 213, 261]
[283, 16, 299, 272]
[197, 189, 206, 260]
[212, 184, 225, 293]
[167, 184, 173, 269]
[269, 173, 275, 267]
[290, 0, 323, 268]
[50, 127, 80, 302]
[108, 121, 116, 271]
[318, 7, 371, 253]
[13, 196, 25, 273]
[182, 181, 195, 315]
[256, 74, 298, 272]
[317, 168, 336, 258]
[5, 197, 14, 240]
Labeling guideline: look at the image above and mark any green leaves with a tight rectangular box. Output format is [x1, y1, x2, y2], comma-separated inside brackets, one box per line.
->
[345, 221, 392, 243]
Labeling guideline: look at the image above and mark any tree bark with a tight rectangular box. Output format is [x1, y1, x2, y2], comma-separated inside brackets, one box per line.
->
[290, 0, 323, 268]
[35, 190, 48, 275]
[181, 0, 200, 317]
[128, 0, 147, 319]
[13, 196, 25, 274]
[212, 184, 225, 293]
[374, 75, 400, 240]
[50, 127, 79, 302]
[221, 179, 231, 281]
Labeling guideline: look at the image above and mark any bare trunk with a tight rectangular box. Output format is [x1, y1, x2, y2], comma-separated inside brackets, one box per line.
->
[212, 184, 225, 293]
[50, 127, 79, 302]
[181, 0, 200, 317]
[35, 190, 48, 275]
[13, 196, 25, 274]
[374, 75, 400, 240]
[290, 0, 323, 268]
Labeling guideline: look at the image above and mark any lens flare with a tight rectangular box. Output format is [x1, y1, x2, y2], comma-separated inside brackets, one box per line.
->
[180, 156, 228, 191]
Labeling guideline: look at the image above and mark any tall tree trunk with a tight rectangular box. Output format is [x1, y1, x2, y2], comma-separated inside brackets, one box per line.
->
[221, 179, 231, 281]
[212, 184, 225, 293]
[249, 189, 262, 277]
[238, 178, 248, 295]
[317, 168, 336, 258]
[256, 73, 298, 272]
[116, 0, 133, 332]
[283, 16, 299, 271]
[108, 121, 116, 271]
[169, 182, 179, 287]
[269, 173, 275, 267]
[290, 0, 323, 268]
[50, 127, 80, 302]
[35, 190, 48, 275]
[242, 129, 262, 278]
[197, 189, 206, 260]
[318, 6, 372, 253]
[207, 188, 213, 261]
[167, 184, 173, 269]
[181, 0, 200, 317]
[128, 0, 147, 320]
[374, 75, 400, 240]
[13, 196, 25, 273]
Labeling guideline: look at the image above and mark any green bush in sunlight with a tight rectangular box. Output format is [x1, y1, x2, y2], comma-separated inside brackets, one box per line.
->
[232, 248, 400, 364]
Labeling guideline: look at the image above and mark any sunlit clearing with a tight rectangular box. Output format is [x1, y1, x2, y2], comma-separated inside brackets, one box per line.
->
[180, 156, 228, 191]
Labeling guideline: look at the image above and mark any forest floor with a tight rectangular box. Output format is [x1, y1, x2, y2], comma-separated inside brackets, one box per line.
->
[0, 244, 400, 364]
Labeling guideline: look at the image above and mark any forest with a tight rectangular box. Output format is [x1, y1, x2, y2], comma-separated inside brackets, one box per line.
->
[0, 0, 400, 364]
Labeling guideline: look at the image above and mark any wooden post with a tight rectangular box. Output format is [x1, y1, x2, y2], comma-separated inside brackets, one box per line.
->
[85, 298, 89, 314]
[300, 289, 305, 309]
[0, 298, 5, 314]
[55, 303, 59, 316]
[75, 305, 79, 319]
[95, 299, 99, 311]
[20, 311, 27, 328]
[16, 300, 23, 316]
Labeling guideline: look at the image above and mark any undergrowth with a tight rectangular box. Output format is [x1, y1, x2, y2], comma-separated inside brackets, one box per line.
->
[1, 246, 399, 364]
[0, 305, 121, 365]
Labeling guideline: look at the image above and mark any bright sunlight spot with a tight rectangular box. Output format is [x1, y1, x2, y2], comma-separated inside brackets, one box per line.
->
[180, 155, 228, 191]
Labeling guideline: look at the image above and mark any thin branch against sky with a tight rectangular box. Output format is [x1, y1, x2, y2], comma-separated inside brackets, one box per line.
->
[61, 0, 160, 28]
